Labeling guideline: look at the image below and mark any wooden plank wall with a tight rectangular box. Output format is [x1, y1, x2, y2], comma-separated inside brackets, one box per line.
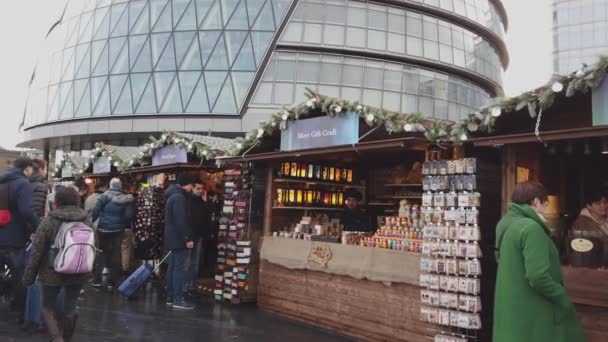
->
[258, 261, 436, 342]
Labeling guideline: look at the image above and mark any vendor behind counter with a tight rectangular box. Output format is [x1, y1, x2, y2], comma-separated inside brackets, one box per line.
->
[570, 189, 608, 268]
[340, 189, 375, 232]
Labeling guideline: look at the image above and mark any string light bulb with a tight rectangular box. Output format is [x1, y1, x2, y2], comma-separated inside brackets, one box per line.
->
[491, 107, 502, 117]
[460, 133, 468, 141]
[403, 123, 413, 132]
[257, 128, 264, 138]
[236, 143, 243, 149]
[551, 81, 564, 93]
[281, 113, 289, 121]
[334, 105, 342, 113]
[365, 113, 375, 122]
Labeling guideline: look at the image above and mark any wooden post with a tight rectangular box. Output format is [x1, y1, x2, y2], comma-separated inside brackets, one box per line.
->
[263, 167, 274, 236]
[501, 145, 516, 214]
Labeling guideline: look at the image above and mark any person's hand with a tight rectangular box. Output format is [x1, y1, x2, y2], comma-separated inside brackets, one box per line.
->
[186, 241, 194, 249]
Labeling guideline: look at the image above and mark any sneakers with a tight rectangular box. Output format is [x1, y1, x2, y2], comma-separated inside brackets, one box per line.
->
[90, 281, 103, 289]
[172, 300, 195, 310]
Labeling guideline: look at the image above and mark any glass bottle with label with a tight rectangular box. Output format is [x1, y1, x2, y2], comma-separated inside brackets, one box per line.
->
[288, 189, 296, 205]
[315, 165, 322, 179]
[329, 167, 335, 181]
[276, 188, 284, 206]
[335, 168, 341, 182]
[322, 167, 329, 180]
[296, 189, 304, 204]
[347, 169, 353, 183]
[308, 164, 314, 178]
[281, 162, 290, 178]
[290, 162, 298, 177]
[299, 163, 308, 178]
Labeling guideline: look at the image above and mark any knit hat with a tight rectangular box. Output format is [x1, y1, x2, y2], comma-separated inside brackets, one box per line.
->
[176, 173, 195, 186]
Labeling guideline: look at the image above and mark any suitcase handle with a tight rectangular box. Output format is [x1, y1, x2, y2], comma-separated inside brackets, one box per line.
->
[153, 251, 172, 273]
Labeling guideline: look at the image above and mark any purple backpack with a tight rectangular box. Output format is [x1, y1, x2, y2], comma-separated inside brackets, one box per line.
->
[52, 222, 96, 274]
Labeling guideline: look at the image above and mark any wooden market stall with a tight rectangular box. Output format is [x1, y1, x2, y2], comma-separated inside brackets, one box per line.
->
[223, 93, 503, 342]
[468, 60, 608, 341]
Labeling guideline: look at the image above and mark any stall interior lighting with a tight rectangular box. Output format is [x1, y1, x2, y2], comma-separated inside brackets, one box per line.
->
[602, 140, 608, 154]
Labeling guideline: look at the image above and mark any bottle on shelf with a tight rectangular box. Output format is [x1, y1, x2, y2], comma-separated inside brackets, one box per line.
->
[329, 167, 335, 181]
[276, 188, 284, 206]
[308, 164, 314, 179]
[335, 167, 341, 182]
[290, 162, 298, 178]
[315, 165, 322, 180]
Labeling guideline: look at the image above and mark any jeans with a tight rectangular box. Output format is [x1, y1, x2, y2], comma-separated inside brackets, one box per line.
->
[93, 231, 124, 285]
[165, 249, 189, 301]
[0, 247, 26, 314]
[184, 238, 202, 292]
[42, 285, 81, 318]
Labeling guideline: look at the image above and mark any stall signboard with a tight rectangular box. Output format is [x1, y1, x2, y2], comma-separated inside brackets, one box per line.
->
[592, 76, 608, 126]
[61, 166, 73, 178]
[152, 144, 188, 166]
[280, 113, 359, 151]
[93, 156, 111, 174]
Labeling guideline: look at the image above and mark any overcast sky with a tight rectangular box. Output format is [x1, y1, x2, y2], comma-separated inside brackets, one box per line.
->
[0, 0, 554, 149]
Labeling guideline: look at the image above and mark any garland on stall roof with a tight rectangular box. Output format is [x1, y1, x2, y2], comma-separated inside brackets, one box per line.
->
[86, 143, 127, 171]
[125, 131, 218, 167]
[52, 156, 81, 179]
[229, 56, 608, 154]
[229, 88, 427, 156]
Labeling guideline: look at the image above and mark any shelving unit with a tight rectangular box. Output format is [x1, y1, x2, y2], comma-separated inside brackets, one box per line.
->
[272, 206, 343, 211]
[274, 177, 365, 189]
[384, 184, 423, 187]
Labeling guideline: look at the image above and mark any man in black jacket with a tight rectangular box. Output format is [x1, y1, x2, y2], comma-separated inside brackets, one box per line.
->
[163, 173, 195, 310]
[29, 159, 48, 220]
[0, 157, 40, 317]
[184, 181, 212, 295]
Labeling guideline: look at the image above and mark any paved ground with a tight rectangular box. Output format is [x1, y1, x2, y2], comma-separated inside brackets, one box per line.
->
[0, 283, 358, 342]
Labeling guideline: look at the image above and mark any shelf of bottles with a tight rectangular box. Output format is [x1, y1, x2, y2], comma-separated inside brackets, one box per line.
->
[277, 162, 354, 184]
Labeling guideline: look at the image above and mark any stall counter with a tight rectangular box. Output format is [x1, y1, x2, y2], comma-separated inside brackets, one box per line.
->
[258, 237, 435, 342]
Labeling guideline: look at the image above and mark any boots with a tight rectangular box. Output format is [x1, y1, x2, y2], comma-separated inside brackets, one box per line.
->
[63, 314, 78, 342]
[41, 309, 64, 342]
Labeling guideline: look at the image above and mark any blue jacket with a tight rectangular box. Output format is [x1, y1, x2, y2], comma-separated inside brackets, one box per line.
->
[91, 188, 135, 233]
[0, 168, 40, 248]
[163, 184, 192, 251]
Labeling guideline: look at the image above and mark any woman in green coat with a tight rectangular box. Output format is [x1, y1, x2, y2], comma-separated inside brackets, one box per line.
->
[494, 181, 585, 342]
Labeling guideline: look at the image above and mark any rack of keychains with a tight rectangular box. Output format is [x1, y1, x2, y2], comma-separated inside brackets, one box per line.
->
[419, 158, 484, 342]
[214, 166, 254, 304]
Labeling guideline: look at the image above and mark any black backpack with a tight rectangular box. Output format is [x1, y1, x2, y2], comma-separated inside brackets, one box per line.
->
[0, 182, 11, 226]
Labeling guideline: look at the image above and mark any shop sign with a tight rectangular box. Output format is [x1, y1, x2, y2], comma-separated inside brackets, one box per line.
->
[592, 76, 608, 126]
[280, 113, 359, 151]
[61, 166, 72, 178]
[93, 156, 111, 174]
[571, 238, 594, 253]
[152, 144, 187, 166]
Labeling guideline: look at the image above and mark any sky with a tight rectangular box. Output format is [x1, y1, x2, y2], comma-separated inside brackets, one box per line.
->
[0, 0, 554, 149]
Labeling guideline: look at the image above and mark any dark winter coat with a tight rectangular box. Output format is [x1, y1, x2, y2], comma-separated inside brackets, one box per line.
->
[164, 184, 193, 251]
[22, 206, 95, 286]
[0, 168, 40, 248]
[191, 195, 212, 240]
[29, 173, 48, 220]
[493, 203, 585, 342]
[91, 187, 135, 233]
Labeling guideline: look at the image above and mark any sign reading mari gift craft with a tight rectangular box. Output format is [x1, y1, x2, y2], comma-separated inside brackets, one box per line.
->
[280, 113, 359, 151]
[93, 156, 111, 174]
[152, 144, 188, 166]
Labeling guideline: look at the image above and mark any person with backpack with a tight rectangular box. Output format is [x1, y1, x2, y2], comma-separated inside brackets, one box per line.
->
[23, 186, 96, 342]
[0, 157, 40, 320]
[493, 181, 585, 342]
[90, 178, 135, 290]
[164, 173, 195, 310]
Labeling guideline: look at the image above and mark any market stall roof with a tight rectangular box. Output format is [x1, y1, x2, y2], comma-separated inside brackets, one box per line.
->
[172, 132, 233, 153]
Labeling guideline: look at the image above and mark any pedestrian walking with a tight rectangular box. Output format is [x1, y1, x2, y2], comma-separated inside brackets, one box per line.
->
[84, 182, 107, 214]
[0, 157, 40, 321]
[493, 181, 586, 342]
[23, 186, 96, 342]
[90, 178, 135, 290]
[164, 173, 195, 310]
[29, 159, 48, 219]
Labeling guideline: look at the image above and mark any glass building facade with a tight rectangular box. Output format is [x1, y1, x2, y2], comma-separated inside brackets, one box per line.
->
[19, 0, 508, 150]
[553, 0, 608, 73]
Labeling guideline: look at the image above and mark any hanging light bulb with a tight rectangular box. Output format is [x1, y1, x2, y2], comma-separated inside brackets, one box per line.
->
[551, 81, 564, 93]
[202, 150, 209, 156]
[460, 133, 468, 141]
[236, 143, 243, 149]
[271, 121, 277, 127]
[365, 113, 375, 122]
[281, 112, 289, 121]
[306, 100, 314, 108]
[108, 156, 112, 161]
[113, 162, 120, 167]
[491, 107, 502, 117]
[403, 123, 413, 132]
[356, 105, 363, 111]
[257, 128, 264, 138]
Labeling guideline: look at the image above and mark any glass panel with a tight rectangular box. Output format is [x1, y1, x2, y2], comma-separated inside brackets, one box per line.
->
[59, 82, 74, 119]
[130, 73, 152, 105]
[368, 10, 387, 31]
[129, 1, 149, 35]
[326, 5, 347, 25]
[135, 76, 157, 113]
[362, 88, 381, 107]
[153, 72, 176, 109]
[342, 65, 362, 86]
[113, 77, 133, 114]
[204, 71, 228, 106]
[61, 47, 75, 82]
[453, 49, 465, 67]
[423, 20, 438, 41]
[403, 72, 419, 94]
[252, 82, 273, 104]
[303, 23, 322, 44]
[364, 67, 383, 89]
[439, 44, 453, 64]
[438, 25, 451, 45]
[282, 22, 303, 42]
[407, 36, 422, 56]
[226, 2, 249, 29]
[199, 31, 222, 65]
[423, 40, 438, 60]
[78, 12, 94, 43]
[296, 61, 319, 83]
[368, 30, 386, 51]
[221, 0, 239, 26]
[347, 7, 366, 27]
[406, 17, 422, 37]
[274, 82, 293, 104]
[93, 6, 111, 40]
[176, 0, 198, 30]
[110, 3, 129, 37]
[419, 96, 433, 116]
[225, 31, 248, 65]
[205, 34, 229, 69]
[252, 0, 275, 30]
[346, 27, 365, 48]
[109, 37, 128, 74]
[233, 36, 256, 71]
[384, 70, 401, 91]
[231, 71, 254, 104]
[341, 86, 361, 102]
[150, 33, 172, 70]
[174, 31, 198, 69]
[47, 84, 59, 121]
[75, 44, 91, 79]
[383, 91, 400, 112]
[200, 0, 222, 29]
[324, 25, 345, 46]
[160, 77, 183, 113]
[74, 79, 91, 117]
[246, 0, 266, 25]
[109, 74, 129, 111]
[186, 74, 209, 112]
[91, 41, 109, 77]
[388, 33, 405, 54]
[276, 60, 296, 81]
[402, 94, 418, 113]
[251, 32, 273, 65]
[178, 71, 202, 107]
[93, 78, 111, 115]
[388, 13, 405, 34]
[130, 35, 151, 72]
[155, 35, 177, 71]
[151, 0, 173, 32]
[320, 61, 341, 84]
[213, 76, 237, 113]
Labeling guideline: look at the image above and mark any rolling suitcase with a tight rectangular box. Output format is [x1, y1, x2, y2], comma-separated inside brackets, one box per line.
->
[118, 251, 171, 298]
